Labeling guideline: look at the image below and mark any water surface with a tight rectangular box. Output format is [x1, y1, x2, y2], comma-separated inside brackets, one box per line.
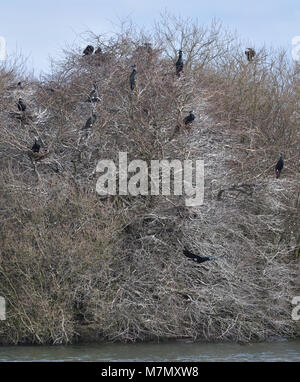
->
[0, 339, 300, 362]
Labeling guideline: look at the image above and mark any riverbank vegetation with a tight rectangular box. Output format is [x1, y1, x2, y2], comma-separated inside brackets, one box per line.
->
[0, 15, 299, 344]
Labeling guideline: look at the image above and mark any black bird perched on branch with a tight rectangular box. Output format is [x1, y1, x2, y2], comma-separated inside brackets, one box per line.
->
[84, 114, 97, 129]
[31, 137, 40, 153]
[94, 47, 102, 54]
[17, 98, 26, 112]
[175, 50, 184, 76]
[83, 45, 94, 56]
[245, 48, 256, 62]
[183, 248, 224, 264]
[130, 64, 137, 90]
[184, 111, 195, 126]
[8, 81, 23, 90]
[86, 82, 100, 102]
[275, 153, 284, 179]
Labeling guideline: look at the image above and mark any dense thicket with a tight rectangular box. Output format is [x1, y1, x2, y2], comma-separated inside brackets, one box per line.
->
[0, 16, 299, 344]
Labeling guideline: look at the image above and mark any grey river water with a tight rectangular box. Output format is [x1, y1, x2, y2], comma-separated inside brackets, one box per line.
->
[0, 339, 300, 362]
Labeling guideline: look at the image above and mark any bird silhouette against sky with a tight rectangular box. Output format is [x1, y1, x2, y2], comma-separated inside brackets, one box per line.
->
[245, 48, 256, 62]
[83, 45, 94, 56]
[175, 50, 184, 76]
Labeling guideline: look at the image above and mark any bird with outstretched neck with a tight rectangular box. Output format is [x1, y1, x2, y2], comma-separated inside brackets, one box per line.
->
[175, 50, 184, 76]
[130, 65, 137, 91]
[86, 82, 100, 103]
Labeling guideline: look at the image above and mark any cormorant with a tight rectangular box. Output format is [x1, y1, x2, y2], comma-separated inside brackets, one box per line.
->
[183, 248, 224, 264]
[94, 47, 102, 54]
[175, 50, 184, 76]
[245, 48, 256, 62]
[143, 42, 152, 54]
[86, 82, 100, 102]
[83, 45, 94, 56]
[130, 65, 137, 90]
[275, 153, 284, 179]
[31, 137, 40, 153]
[17, 98, 26, 112]
[184, 111, 195, 126]
[84, 114, 97, 129]
[8, 81, 23, 90]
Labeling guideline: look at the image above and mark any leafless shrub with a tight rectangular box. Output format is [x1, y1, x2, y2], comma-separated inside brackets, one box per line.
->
[0, 15, 299, 345]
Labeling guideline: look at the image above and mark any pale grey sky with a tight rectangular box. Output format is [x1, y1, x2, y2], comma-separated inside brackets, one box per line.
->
[0, 0, 299, 75]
